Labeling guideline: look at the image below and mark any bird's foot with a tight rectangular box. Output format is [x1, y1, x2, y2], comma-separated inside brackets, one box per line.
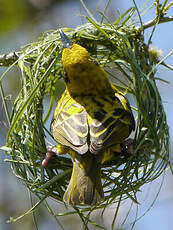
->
[42, 146, 58, 167]
[121, 138, 135, 155]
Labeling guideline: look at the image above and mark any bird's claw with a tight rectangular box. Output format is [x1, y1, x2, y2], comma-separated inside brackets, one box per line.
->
[42, 146, 58, 167]
[122, 138, 134, 155]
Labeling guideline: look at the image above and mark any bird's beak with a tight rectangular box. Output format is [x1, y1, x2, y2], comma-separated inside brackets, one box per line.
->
[59, 29, 73, 49]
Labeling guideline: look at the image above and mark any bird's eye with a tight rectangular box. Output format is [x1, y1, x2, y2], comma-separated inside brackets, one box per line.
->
[63, 69, 70, 83]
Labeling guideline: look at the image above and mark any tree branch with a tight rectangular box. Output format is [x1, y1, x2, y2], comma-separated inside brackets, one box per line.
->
[0, 52, 20, 67]
[137, 16, 173, 31]
[0, 16, 173, 67]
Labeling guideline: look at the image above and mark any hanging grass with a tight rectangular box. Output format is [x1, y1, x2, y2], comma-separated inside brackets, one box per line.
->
[1, 0, 173, 229]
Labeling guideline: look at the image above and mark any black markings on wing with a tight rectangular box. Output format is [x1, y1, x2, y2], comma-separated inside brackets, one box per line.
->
[114, 93, 135, 131]
[92, 97, 104, 107]
[113, 108, 125, 116]
[89, 115, 121, 154]
[89, 94, 135, 154]
[52, 90, 135, 155]
[94, 109, 107, 121]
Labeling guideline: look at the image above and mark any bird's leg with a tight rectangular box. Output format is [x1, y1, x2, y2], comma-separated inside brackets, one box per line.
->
[121, 138, 134, 155]
[42, 146, 58, 167]
[42, 145, 69, 167]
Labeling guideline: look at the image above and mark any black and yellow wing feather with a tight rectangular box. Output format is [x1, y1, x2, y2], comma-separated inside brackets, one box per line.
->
[51, 89, 135, 155]
[51, 90, 88, 154]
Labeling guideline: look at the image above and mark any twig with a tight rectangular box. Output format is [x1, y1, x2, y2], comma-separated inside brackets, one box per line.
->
[0, 52, 20, 67]
[0, 16, 173, 67]
[137, 16, 173, 30]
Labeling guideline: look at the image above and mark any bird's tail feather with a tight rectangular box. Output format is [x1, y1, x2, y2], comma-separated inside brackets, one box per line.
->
[63, 153, 104, 206]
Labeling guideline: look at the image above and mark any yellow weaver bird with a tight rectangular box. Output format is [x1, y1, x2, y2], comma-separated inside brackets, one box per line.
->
[42, 30, 135, 206]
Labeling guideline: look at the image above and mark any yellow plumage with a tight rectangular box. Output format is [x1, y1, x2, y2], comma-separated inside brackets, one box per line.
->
[50, 30, 135, 206]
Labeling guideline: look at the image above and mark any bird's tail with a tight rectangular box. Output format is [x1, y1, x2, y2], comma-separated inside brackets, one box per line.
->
[63, 153, 104, 206]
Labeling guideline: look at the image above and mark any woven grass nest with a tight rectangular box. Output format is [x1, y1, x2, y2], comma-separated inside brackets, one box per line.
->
[3, 13, 170, 218]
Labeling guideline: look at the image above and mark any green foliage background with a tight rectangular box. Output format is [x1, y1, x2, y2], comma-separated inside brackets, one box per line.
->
[0, 0, 173, 230]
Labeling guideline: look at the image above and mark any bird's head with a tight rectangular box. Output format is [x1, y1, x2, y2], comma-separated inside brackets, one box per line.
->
[59, 30, 112, 97]
[60, 29, 91, 66]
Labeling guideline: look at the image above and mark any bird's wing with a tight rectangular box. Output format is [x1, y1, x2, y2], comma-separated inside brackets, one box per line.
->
[51, 91, 88, 154]
[89, 93, 135, 154]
